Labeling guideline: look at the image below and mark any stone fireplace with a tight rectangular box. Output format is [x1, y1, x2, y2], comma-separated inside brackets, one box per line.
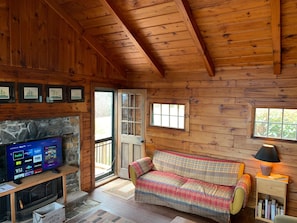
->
[0, 116, 81, 192]
[0, 116, 85, 221]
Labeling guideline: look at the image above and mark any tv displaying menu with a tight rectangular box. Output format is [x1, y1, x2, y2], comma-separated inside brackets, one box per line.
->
[5, 136, 63, 184]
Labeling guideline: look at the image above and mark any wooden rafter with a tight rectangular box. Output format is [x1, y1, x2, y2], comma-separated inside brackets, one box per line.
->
[174, 0, 215, 77]
[101, 0, 165, 78]
[270, 0, 281, 75]
[42, 0, 127, 78]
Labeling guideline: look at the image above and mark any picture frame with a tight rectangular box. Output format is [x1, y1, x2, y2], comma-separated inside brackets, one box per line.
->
[18, 83, 42, 103]
[68, 86, 84, 102]
[46, 85, 66, 103]
[0, 82, 15, 103]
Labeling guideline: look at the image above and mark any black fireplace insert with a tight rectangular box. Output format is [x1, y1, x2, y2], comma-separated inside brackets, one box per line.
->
[4, 178, 63, 221]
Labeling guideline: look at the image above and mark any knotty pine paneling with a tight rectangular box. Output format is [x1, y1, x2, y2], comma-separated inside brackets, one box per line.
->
[128, 65, 297, 215]
[1, 0, 297, 216]
[122, 1, 177, 20]
[139, 21, 187, 37]
[0, 0, 126, 194]
[0, 1, 9, 65]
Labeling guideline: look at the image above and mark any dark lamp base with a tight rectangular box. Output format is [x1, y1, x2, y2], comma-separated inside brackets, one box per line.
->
[260, 163, 272, 176]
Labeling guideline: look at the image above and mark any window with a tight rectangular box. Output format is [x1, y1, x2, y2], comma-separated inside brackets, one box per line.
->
[254, 108, 297, 141]
[151, 103, 186, 130]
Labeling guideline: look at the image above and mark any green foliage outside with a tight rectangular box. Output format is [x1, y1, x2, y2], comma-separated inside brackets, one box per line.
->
[254, 108, 297, 140]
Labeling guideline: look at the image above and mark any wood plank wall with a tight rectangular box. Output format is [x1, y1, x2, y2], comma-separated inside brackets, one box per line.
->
[1, 0, 297, 218]
[0, 0, 126, 192]
[128, 65, 297, 216]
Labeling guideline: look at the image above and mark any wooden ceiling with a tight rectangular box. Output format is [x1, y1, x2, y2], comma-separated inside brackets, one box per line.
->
[42, 0, 297, 77]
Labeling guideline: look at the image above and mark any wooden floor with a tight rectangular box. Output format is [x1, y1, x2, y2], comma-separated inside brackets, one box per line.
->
[87, 178, 260, 223]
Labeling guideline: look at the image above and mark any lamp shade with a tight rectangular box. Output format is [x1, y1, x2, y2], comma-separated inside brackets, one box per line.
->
[254, 144, 280, 176]
[254, 144, 280, 163]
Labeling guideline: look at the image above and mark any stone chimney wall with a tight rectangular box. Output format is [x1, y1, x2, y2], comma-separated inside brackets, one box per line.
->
[0, 116, 80, 192]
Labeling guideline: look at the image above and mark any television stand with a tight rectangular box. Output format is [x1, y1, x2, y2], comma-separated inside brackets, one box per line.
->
[0, 165, 78, 223]
[51, 168, 60, 174]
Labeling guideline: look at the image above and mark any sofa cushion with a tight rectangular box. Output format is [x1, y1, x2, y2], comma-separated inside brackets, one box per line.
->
[135, 170, 233, 223]
[136, 170, 188, 188]
[152, 150, 243, 186]
[180, 178, 234, 210]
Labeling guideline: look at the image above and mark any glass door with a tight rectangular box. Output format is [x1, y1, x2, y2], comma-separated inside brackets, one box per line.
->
[94, 90, 114, 181]
[117, 89, 146, 179]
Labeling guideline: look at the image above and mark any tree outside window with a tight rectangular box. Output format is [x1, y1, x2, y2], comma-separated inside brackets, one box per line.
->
[254, 108, 297, 141]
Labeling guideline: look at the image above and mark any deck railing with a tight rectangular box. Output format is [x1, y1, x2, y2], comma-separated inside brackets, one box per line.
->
[95, 137, 112, 167]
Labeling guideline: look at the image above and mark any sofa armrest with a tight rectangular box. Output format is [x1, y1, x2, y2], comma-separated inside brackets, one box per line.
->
[128, 157, 154, 185]
[230, 174, 251, 215]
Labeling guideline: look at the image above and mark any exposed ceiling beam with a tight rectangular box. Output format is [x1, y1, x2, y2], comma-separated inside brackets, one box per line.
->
[174, 0, 215, 77]
[270, 0, 281, 75]
[42, 0, 127, 78]
[101, 0, 165, 78]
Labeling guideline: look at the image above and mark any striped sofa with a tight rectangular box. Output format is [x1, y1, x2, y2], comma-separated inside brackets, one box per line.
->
[129, 150, 251, 223]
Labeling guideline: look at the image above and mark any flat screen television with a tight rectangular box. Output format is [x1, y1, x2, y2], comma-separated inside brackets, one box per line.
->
[6, 136, 63, 184]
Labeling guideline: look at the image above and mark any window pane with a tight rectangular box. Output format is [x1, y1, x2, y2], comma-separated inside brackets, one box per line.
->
[282, 124, 297, 140]
[129, 94, 135, 107]
[170, 116, 178, 128]
[121, 122, 128, 134]
[179, 117, 184, 129]
[179, 105, 185, 116]
[128, 123, 134, 135]
[255, 108, 268, 122]
[284, 109, 297, 124]
[254, 123, 268, 137]
[122, 108, 128, 120]
[162, 104, 169, 115]
[153, 114, 161, 126]
[162, 115, 170, 127]
[128, 108, 134, 121]
[122, 94, 128, 107]
[170, 104, 178, 116]
[269, 109, 282, 123]
[268, 124, 282, 138]
[153, 103, 161, 115]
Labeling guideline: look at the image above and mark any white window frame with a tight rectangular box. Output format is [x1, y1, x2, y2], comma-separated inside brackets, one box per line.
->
[149, 99, 189, 132]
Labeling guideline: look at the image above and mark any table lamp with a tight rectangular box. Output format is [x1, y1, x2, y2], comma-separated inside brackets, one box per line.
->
[254, 144, 280, 176]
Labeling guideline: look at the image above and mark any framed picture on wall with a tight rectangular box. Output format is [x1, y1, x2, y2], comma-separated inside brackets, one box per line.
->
[18, 83, 42, 103]
[68, 86, 84, 102]
[46, 85, 66, 103]
[0, 82, 15, 103]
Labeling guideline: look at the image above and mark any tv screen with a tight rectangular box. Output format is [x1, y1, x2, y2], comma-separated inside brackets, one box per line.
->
[6, 136, 63, 183]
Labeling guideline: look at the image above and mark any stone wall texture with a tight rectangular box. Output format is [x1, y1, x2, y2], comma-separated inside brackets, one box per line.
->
[0, 116, 80, 192]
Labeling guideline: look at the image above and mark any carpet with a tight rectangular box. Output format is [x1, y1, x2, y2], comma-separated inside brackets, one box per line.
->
[66, 199, 101, 220]
[75, 209, 136, 223]
[102, 179, 135, 200]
